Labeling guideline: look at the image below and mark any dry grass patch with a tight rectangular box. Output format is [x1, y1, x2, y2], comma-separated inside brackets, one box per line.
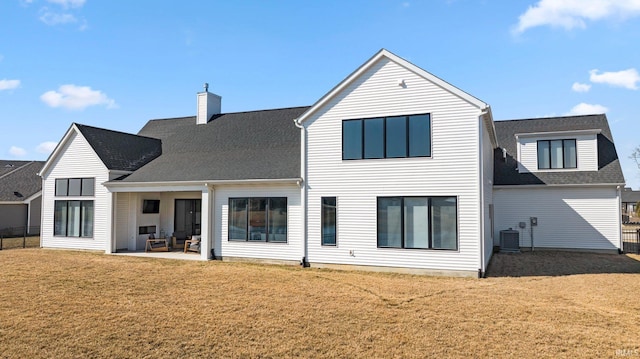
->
[0, 236, 39, 250]
[0, 249, 639, 358]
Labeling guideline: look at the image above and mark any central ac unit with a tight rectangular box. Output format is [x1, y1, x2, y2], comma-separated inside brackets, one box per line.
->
[500, 229, 520, 253]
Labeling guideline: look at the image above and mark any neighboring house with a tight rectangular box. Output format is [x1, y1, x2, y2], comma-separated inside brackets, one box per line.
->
[0, 160, 44, 235]
[39, 49, 625, 277]
[621, 187, 640, 223]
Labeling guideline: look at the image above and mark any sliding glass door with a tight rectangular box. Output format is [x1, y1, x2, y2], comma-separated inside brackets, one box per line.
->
[174, 199, 201, 236]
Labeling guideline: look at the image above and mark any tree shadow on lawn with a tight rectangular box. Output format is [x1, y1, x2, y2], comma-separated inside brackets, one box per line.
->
[486, 251, 640, 277]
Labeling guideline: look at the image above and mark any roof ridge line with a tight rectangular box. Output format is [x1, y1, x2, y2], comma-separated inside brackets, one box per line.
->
[75, 123, 161, 142]
[146, 106, 311, 122]
[0, 161, 34, 181]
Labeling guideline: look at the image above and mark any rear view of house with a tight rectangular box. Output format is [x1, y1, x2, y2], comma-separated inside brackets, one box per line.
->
[38, 49, 625, 276]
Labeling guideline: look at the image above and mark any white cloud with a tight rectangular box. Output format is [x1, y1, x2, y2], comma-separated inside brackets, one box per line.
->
[36, 141, 58, 155]
[513, 0, 640, 34]
[0, 79, 20, 91]
[589, 68, 640, 90]
[565, 102, 609, 116]
[40, 84, 117, 110]
[9, 146, 27, 157]
[46, 0, 86, 8]
[39, 10, 77, 25]
[571, 82, 591, 92]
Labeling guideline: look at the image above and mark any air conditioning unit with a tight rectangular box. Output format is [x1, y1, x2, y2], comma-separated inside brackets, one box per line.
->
[500, 229, 520, 253]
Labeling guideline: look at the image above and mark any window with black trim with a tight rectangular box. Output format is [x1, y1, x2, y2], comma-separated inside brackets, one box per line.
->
[55, 178, 95, 197]
[377, 196, 457, 250]
[54, 200, 94, 237]
[321, 197, 336, 246]
[228, 197, 287, 242]
[342, 114, 431, 160]
[537, 139, 577, 169]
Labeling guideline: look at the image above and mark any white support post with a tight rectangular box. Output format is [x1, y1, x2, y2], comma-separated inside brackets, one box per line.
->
[200, 185, 214, 260]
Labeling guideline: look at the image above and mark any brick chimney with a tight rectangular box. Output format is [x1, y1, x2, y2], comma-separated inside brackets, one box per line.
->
[197, 83, 221, 125]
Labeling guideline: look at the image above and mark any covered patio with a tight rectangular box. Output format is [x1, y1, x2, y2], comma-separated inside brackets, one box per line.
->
[107, 181, 214, 261]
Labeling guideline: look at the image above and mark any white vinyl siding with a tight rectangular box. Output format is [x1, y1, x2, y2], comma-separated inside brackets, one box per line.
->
[493, 187, 620, 250]
[305, 57, 483, 273]
[41, 131, 111, 251]
[217, 184, 302, 262]
[517, 133, 597, 173]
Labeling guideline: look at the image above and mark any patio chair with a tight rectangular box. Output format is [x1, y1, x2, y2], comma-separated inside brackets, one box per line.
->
[145, 233, 169, 252]
[184, 235, 201, 254]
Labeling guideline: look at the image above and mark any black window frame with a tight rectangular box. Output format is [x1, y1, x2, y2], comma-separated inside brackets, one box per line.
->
[321, 197, 337, 246]
[55, 178, 95, 197]
[376, 196, 458, 250]
[53, 200, 94, 238]
[537, 139, 577, 169]
[342, 113, 431, 160]
[228, 197, 288, 243]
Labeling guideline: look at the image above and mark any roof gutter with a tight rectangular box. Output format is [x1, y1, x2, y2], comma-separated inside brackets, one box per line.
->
[104, 177, 304, 190]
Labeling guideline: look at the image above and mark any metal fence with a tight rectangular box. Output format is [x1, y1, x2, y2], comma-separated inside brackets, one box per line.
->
[0, 226, 40, 250]
[622, 229, 640, 254]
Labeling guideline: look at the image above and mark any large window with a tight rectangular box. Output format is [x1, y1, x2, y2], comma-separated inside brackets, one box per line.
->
[537, 139, 577, 169]
[54, 200, 94, 237]
[55, 178, 95, 197]
[321, 197, 337, 246]
[377, 196, 457, 250]
[342, 114, 431, 160]
[228, 197, 287, 242]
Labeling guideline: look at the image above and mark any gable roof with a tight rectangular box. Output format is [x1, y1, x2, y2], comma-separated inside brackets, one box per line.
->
[294, 48, 497, 147]
[0, 161, 44, 202]
[117, 106, 309, 183]
[493, 114, 625, 186]
[75, 124, 162, 172]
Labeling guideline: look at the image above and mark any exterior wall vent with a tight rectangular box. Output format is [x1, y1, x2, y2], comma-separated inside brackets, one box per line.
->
[500, 229, 520, 253]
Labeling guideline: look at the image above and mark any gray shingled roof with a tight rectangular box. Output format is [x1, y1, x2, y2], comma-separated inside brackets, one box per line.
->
[0, 161, 44, 202]
[494, 114, 625, 186]
[75, 124, 162, 172]
[120, 106, 309, 182]
[622, 188, 640, 203]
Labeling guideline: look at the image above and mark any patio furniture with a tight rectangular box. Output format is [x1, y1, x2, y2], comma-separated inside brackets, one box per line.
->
[145, 234, 169, 252]
[184, 235, 201, 253]
[172, 231, 189, 250]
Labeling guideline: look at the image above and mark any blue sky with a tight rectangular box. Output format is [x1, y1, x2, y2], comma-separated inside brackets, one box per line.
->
[1, 0, 639, 187]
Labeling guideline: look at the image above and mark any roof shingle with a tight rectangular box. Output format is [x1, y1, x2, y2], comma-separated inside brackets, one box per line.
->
[75, 124, 162, 172]
[0, 161, 44, 202]
[120, 106, 308, 182]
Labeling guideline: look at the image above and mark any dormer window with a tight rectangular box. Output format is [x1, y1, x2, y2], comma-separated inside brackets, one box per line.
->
[537, 139, 576, 169]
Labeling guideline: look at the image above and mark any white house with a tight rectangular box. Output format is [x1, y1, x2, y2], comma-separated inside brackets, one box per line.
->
[39, 49, 625, 277]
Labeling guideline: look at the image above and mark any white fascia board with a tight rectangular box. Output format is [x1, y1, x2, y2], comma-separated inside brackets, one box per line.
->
[38, 123, 78, 177]
[0, 201, 26, 205]
[104, 178, 303, 192]
[493, 183, 624, 189]
[515, 129, 601, 139]
[296, 49, 488, 125]
[23, 191, 41, 204]
[482, 106, 498, 148]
